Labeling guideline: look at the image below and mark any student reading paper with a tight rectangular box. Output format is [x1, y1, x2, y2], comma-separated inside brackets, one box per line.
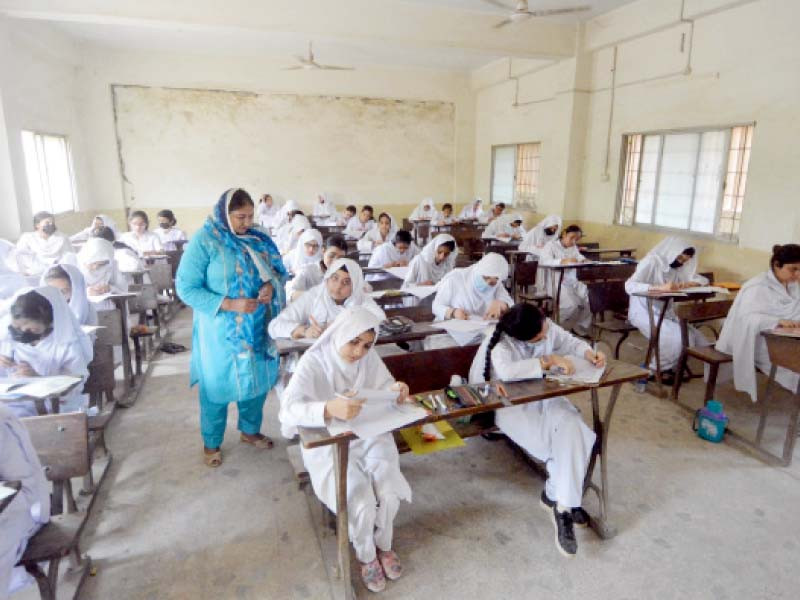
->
[286, 235, 348, 300]
[40, 264, 97, 327]
[344, 206, 375, 239]
[77, 237, 129, 310]
[279, 306, 412, 593]
[256, 193, 281, 230]
[402, 233, 457, 287]
[433, 253, 512, 322]
[520, 214, 562, 257]
[482, 214, 525, 241]
[458, 197, 484, 220]
[716, 244, 800, 401]
[367, 230, 418, 269]
[539, 225, 592, 335]
[409, 198, 437, 221]
[469, 303, 603, 558]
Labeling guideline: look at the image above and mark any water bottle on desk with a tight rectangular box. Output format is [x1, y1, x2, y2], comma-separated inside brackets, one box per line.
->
[634, 363, 648, 393]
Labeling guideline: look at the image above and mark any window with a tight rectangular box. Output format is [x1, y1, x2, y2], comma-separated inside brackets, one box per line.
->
[491, 142, 541, 209]
[617, 124, 753, 241]
[21, 131, 78, 214]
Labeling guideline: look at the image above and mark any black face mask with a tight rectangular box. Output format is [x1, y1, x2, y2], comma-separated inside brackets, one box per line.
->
[41, 224, 56, 235]
[159, 222, 171, 229]
[8, 325, 51, 344]
[669, 259, 683, 269]
[544, 227, 557, 236]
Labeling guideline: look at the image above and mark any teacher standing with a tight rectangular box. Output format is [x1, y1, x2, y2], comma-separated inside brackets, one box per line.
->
[176, 188, 287, 467]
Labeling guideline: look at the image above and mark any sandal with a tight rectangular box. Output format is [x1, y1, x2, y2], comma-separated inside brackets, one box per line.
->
[378, 550, 403, 580]
[203, 447, 222, 468]
[240, 433, 274, 449]
[360, 558, 386, 593]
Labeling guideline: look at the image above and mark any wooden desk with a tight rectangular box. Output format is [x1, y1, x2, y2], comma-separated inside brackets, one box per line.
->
[0, 379, 84, 415]
[582, 248, 636, 260]
[275, 322, 446, 356]
[106, 293, 137, 391]
[298, 360, 648, 598]
[0, 480, 21, 513]
[539, 262, 632, 324]
[365, 271, 403, 292]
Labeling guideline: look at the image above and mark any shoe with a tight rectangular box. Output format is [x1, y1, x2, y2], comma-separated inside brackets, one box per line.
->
[550, 505, 577, 557]
[377, 549, 403, 580]
[539, 490, 588, 528]
[361, 558, 386, 593]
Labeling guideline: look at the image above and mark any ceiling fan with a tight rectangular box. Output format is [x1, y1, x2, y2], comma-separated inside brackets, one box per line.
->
[483, 1, 591, 29]
[282, 42, 354, 71]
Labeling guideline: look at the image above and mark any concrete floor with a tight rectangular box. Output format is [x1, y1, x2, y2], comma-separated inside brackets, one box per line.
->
[24, 308, 800, 600]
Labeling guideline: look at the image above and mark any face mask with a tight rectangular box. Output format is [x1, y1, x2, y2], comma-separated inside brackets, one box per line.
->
[42, 224, 56, 235]
[9, 324, 51, 344]
[544, 227, 557, 236]
[159, 222, 171, 229]
[474, 272, 492, 294]
[669, 259, 683, 269]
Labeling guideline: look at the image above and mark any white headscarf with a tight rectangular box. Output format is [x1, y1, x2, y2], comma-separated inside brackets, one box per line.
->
[641, 236, 700, 282]
[410, 197, 437, 220]
[77, 238, 118, 287]
[323, 258, 370, 309]
[474, 252, 509, 281]
[40, 263, 93, 326]
[287, 229, 323, 272]
[1, 238, 21, 271]
[521, 214, 562, 252]
[94, 214, 118, 238]
[313, 193, 336, 217]
[418, 233, 457, 279]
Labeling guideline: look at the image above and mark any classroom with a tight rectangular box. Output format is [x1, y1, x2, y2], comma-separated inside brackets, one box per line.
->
[1, 0, 799, 598]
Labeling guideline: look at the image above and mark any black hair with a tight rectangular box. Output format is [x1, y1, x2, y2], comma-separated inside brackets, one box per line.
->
[511, 217, 523, 224]
[129, 210, 150, 227]
[345, 205, 357, 214]
[442, 203, 453, 211]
[157, 209, 177, 225]
[771, 243, 800, 269]
[228, 189, 253, 212]
[289, 210, 305, 219]
[496, 203, 505, 210]
[33, 211, 54, 227]
[11, 290, 54, 327]
[362, 205, 374, 215]
[563, 224, 583, 236]
[44, 265, 70, 283]
[682, 247, 696, 257]
[439, 240, 456, 252]
[93, 226, 116, 243]
[325, 234, 348, 252]
[260, 194, 272, 203]
[377, 212, 392, 224]
[483, 303, 545, 382]
[394, 230, 413, 245]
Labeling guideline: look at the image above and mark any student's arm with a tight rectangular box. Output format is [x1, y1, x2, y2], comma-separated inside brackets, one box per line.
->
[279, 360, 328, 429]
[432, 274, 457, 320]
[267, 291, 314, 339]
[367, 246, 385, 268]
[175, 237, 226, 316]
[402, 256, 422, 287]
[624, 256, 657, 295]
[550, 320, 592, 357]
[490, 341, 544, 381]
[356, 234, 373, 253]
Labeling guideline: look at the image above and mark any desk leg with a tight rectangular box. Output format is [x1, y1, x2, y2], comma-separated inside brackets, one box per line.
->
[118, 303, 134, 390]
[554, 270, 565, 323]
[333, 439, 353, 599]
[583, 385, 621, 539]
[651, 299, 670, 396]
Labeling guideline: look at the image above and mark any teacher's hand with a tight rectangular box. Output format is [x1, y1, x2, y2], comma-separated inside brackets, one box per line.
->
[222, 297, 259, 313]
[257, 283, 274, 304]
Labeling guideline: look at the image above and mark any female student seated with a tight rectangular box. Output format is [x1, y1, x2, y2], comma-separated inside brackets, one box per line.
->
[1, 245, 26, 300]
[482, 214, 525, 241]
[409, 198, 437, 221]
[345, 206, 375, 239]
[287, 234, 348, 300]
[77, 237, 129, 311]
[520, 215, 562, 257]
[15, 212, 74, 276]
[0, 404, 50, 598]
[278, 214, 312, 255]
[717, 243, 800, 401]
[283, 229, 323, 275]
[357, 212, 396, 253]
[433, 253, 511, 321]
[256, 193, 281, 230]
[367, 230, 418, 269]
[268, 258, 385, 341]
[120, 211, 164, 256]
[0, 287, 93, 417]
[458, 197, 484, 220]
[154, 209, 188, 251]
[403, 233, 457, 287]
[70, 214, 118, 243]
[279, 306, 412, 592]
[433, 203, 455, 225]
[469, 303, 603, 557]
[539, 225, 592, 336]
[40, 264, 97, 327]
[625, 237, 709, 382]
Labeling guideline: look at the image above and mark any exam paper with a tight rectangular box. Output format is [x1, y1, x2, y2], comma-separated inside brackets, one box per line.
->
[383, 266, 410, 280]
[2, 376, 82, 399]
[81, 325, 105, 335]
[684, 286, 730, 295]
[402, 284, 439, 300]
[547, 356, 605, 385]
[0, 484, 16, 502]
[327, 389, 427, 439]
[438, 317, 496, 346]
[87, 293, 112, 303]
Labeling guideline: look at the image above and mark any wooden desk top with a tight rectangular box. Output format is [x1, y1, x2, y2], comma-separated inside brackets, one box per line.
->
[298, 360, 647, 449]
[276, 322, 445, 356]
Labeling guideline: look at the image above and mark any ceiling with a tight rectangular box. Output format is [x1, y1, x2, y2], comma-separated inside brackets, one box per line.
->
[1, 0, 640, 71]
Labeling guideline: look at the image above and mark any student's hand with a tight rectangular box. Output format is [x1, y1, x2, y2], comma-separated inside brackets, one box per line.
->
[549, 355, 575, 375]
[778, 320, 800, 329]
[419, 280, 434, 286]
[14, 362, 37, 377]
[679, 281, 701, 289]
[561, 258, 578, 265]
[222, 298, 259, 313]
[451, 308, 469, 320]
[585, 349, 606, 367]
[306, 316, 325, 339]
[0, 355, 15, 368]
[325, 395, 365, 421]
[511, 233, 521, 240]
[654, 282, 680, 292]
[391, 381, 411, 404]
[397, 260, 409, 267]
[498, 233, 511, 240]
[257, 282, 274, 304]
[495, 382, 509, 398]
[88, 284, 110, 295]
[484, 300, 508, 321]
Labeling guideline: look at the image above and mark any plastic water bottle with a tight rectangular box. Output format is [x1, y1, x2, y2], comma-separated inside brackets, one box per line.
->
[634, 363, 648, 394]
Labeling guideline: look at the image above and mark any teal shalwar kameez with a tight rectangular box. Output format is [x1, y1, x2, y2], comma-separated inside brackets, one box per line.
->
[176, 190, 287, 449]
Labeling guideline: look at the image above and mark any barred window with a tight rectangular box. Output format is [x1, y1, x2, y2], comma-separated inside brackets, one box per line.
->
[491, 142, 541, 210]
[21, 131, 78, 214]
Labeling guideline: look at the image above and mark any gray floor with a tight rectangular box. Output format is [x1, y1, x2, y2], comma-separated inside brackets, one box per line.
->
[27, 308, 800, 600]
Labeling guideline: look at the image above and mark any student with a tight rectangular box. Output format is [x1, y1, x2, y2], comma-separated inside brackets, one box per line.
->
[716, 243, 800, 401]
[433, 253, 512, 321]
[539, 225, 592, 336]
[70, 214, 118, 243]
[256, 194, 281, 229]
[274, 199, 299, 230]
[274, 209, 305, 253]
[458, 197, 484, 220]
[485, 202, 505, 223]
[403, 233, 457, 287]
[482, 214, 525, 241]
[284, 229, 323, 275]
[15, 212, 74, 275]
[434, 203, 455, 225]
[154, 209, 188, 251]
[345, 205, 375, 239]
[93, 226, 144, 278]
[279, 213, 311, 255]
[0, 404, 50, 598]
[409, 198, 437, 221]
[357, 212, 397, 253]
[520, 215, 562, 256]
[77, 237, 129, 310]
[279, 306, 412, 593]
[286, 234, 348, 300]
[0, 287, 92, 417]
[268, 258, 385, 342]
[0, 242, 25, 300]
[119, 211, 164, 256]
[342, 205, 357, 225]
[40, 264, 97, 327]
[468, 303, 603, 557]
[367, 230, 418, 269]
[312, 193, 337, 223]
[625, 237, 709, 382]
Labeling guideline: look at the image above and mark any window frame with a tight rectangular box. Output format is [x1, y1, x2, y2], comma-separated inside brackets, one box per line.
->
[615, 123, 754, 242]
[490, 141, 541, 210]
[21, 129, 79, 215]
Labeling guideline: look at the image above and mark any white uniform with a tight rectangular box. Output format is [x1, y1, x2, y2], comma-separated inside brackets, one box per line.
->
[278, 215, 311, 255]
[402, 234, 457, 287]
[716, 270, 800, 401]
[0, 286, 93, 417]
[283, 229, 323, 275]
[70, 214, 119, 243]
[15, 231, 74, 275]
[356, 216, 397, 253]
[286, 262, 324, 300]
[77, 238, 129, 311]
[279, 307, 411, 564]
[256, 200, 281, 230]
[153, 226, 187, 251]
[273, 199, 299, 231]
[409, 198, 437, 221]
[344, 216, 375, 239]
[539, 238, 592, 334]
[458, 200, 484, 220]
[311, 194, 339, 224]
[625, 237, 709, 371]
[0, 405, 50, 598]
[367, 242, 419, 269]
[520, 215, 562, 257]
[119, 230, 163, 256]
[40, 264, 97, 328]
[0, 259, 26, 301]
[481, 214, 525, 240]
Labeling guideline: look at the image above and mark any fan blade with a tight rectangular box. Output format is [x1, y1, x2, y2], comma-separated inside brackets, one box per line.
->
[281, 66, 304, 70]
[527, 6, 591, 17]
[318, 64, 355, 71]
[493, 18, 513, 28]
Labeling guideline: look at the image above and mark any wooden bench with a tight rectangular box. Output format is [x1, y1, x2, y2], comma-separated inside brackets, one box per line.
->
[587, 280, 637, 359]
[671, 300, 734, 403]
[512, 260, 551, 311]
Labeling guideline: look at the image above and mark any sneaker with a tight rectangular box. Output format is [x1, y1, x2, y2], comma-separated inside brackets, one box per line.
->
[550, 505, 578, 557]
[540, 490, 589, 528]
[361, 558, 386, 593]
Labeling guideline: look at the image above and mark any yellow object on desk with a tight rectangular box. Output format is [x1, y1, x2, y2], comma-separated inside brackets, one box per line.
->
[400, 421, 465, 455]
